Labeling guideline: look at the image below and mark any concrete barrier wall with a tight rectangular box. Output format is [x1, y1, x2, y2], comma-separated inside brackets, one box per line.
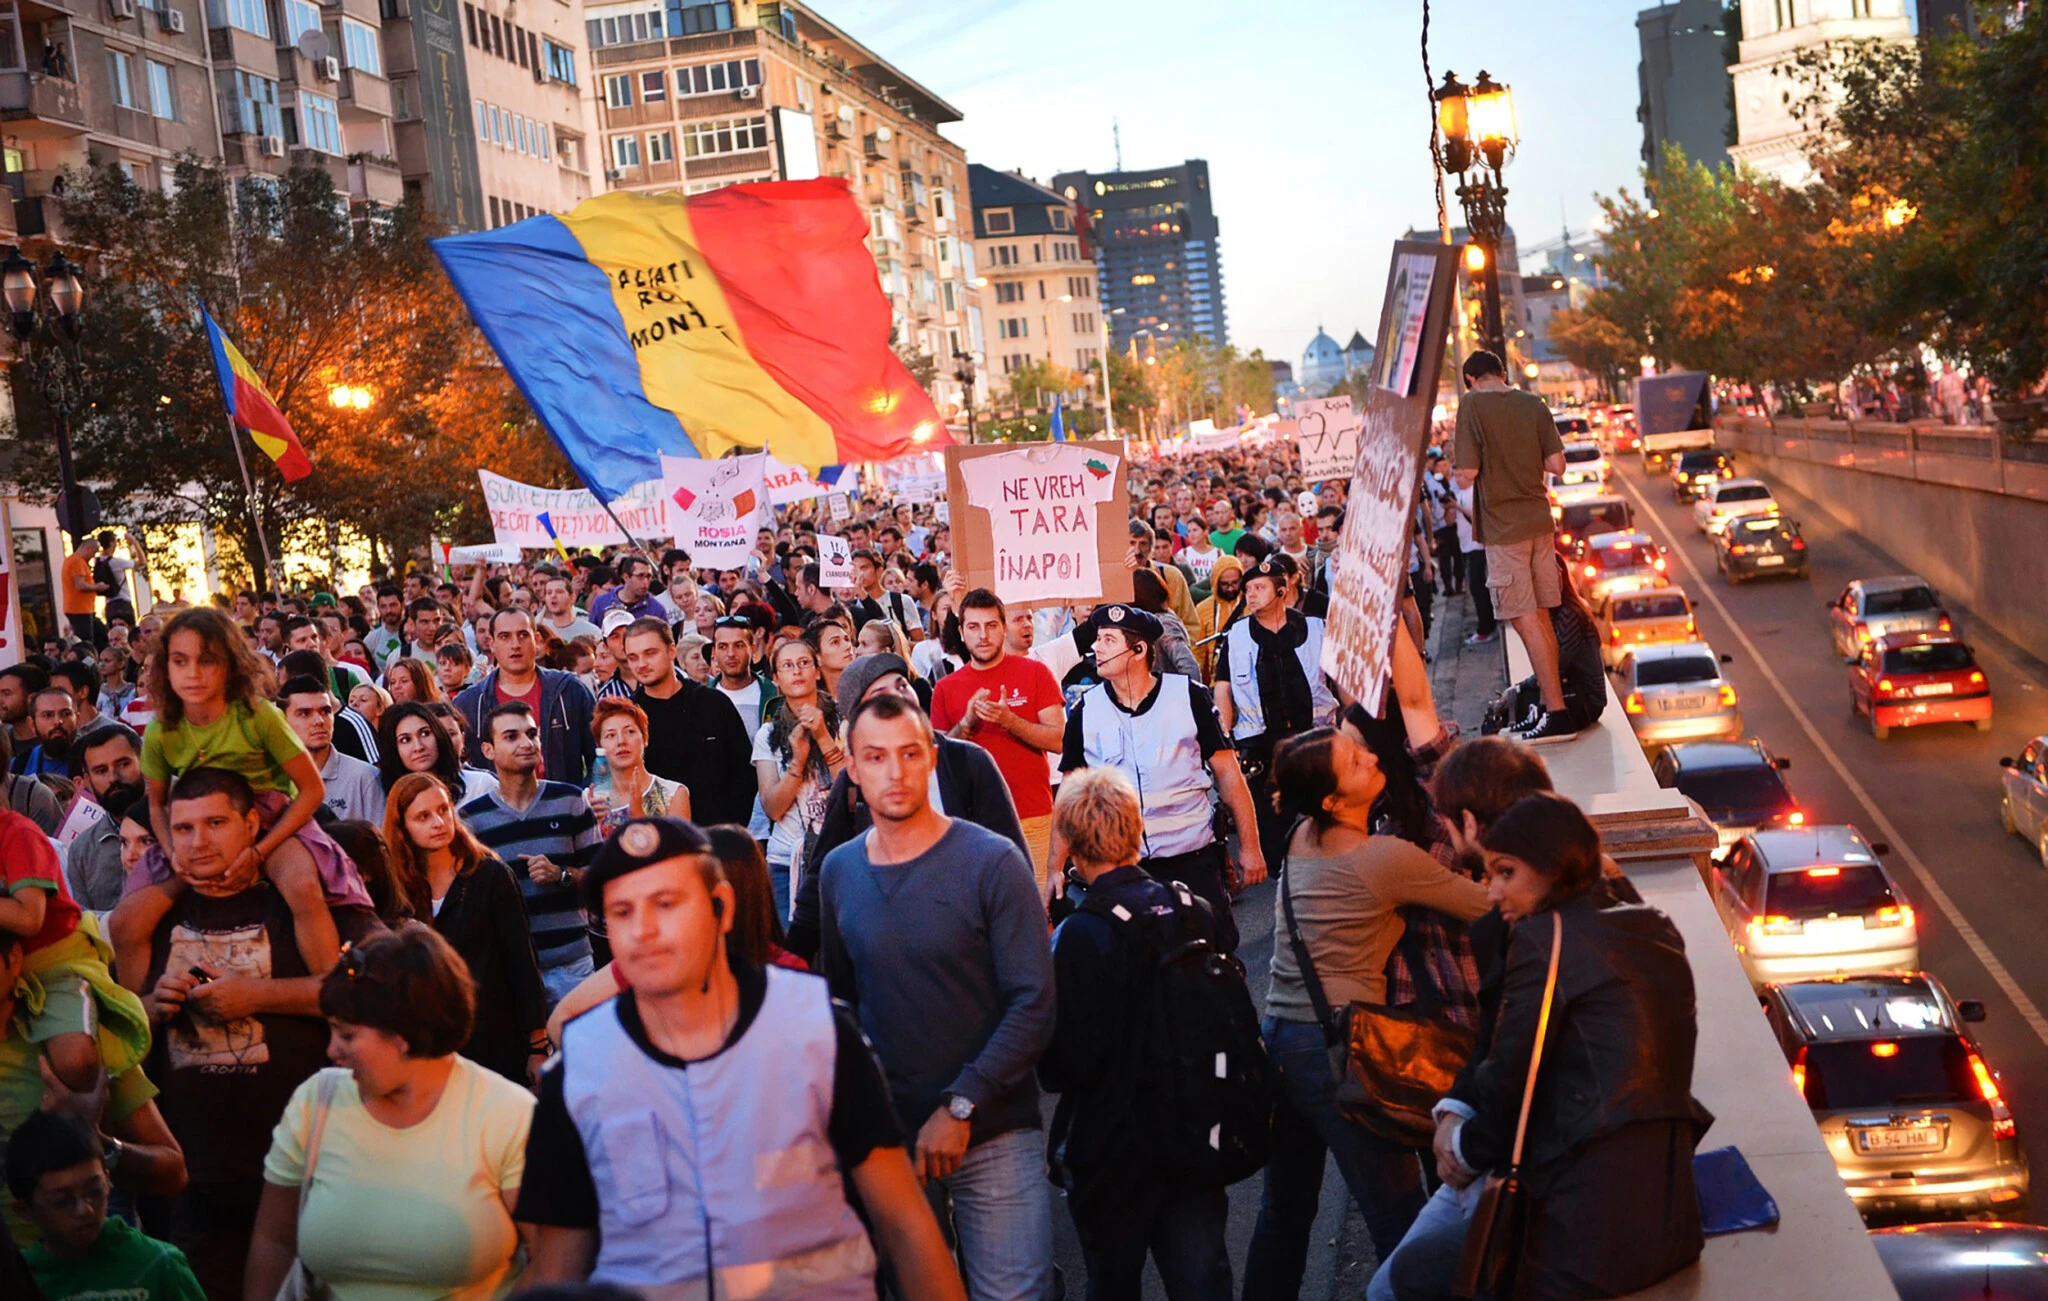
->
[1717, 416, 2048, 656]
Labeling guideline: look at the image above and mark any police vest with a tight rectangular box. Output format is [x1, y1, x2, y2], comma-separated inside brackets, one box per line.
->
[1222, 617, 1338, 742]
[560, 966, 877, 1300]
[1077, 673, 1215, 859]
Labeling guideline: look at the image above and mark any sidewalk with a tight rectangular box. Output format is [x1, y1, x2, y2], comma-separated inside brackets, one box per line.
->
[1425, 580, 1509, 733]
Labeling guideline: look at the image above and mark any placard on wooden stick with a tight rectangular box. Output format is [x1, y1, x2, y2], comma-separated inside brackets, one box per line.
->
[1319, 240, 1461, 716]
[944, 439, 1134, 610]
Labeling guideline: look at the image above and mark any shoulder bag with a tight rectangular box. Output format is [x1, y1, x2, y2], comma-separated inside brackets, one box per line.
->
[1453, 910, 1565, 1300]
[1278, 835, 1477, 1147]
[275, 1070, 343, 1301]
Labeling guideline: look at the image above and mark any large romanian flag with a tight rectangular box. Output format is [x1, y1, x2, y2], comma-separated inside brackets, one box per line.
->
[202, 310, 312, 483]
[432, 179, 946, 501]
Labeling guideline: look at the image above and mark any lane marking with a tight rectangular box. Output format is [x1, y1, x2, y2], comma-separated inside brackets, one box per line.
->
[1614, 467, 2048, 1049]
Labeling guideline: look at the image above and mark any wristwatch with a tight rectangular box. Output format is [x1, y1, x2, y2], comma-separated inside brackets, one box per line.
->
[946, 1094, 976, 1122]
[101, 1135, 125, 1176]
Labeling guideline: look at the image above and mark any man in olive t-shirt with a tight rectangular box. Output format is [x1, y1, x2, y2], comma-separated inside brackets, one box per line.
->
[1452, 349, 1574, 742]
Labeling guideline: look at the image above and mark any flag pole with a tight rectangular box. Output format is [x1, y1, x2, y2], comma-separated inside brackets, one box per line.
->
[221, 413, 280, 592]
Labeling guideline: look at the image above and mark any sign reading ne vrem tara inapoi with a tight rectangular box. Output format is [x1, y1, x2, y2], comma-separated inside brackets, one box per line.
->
[945, 440, 1133, 609]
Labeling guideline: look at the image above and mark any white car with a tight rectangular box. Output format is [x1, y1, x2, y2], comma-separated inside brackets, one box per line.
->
[1552, 440, 1609, 489]
[1693, 478, 1778, 536]
[1708, 825, 1917, 988]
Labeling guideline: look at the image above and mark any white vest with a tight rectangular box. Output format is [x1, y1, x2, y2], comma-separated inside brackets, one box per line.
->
[560, 967, 877, 1300]
[1078, 673, 1215, 859]
[1223, 617, 1339, 741]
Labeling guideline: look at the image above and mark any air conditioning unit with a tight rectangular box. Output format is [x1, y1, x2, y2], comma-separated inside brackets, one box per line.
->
[158, 6, 185, 31]
[259, 134, 285, 157]
[107, 0, 136, 19]
[320, 56, 340, 81]
[532, 61, 546, 84]
[737, 85, 758, 100]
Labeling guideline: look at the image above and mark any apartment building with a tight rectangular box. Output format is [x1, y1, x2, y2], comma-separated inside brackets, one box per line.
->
[583, 0, 982, 418]
[442, 0, 597, 227]
[967, 163, 1097, 378]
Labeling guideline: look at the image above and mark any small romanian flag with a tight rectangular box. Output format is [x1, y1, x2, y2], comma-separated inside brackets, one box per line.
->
[202, 309, 312, 483]
[535, 511, 573, 565]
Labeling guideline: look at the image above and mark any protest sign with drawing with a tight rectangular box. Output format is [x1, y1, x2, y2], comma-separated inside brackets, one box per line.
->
[817, 534, 854, 587]
[1320, 240, 1460, 716]
[477, 470, 670, 549]
[661, 453, 769, 570]
[1293, 396, 1363, 482]
[945, 439, 1133, 608]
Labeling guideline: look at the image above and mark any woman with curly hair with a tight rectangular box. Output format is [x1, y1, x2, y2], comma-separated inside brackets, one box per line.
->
[753, 635, 846, 920]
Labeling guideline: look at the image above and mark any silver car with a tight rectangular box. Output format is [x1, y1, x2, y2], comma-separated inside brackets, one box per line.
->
[1710, 825, 1919, 988]
[1998, 736, 2048, 868]
[1618, 641, 1742, 749]
[1828, 575, 1955, 661]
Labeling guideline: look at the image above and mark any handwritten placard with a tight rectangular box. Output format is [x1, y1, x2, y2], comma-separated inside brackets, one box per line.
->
[477, 471, 671, 549]
[1294, 396, 1363, 482]
[817, 533, 854, 587]
[945, 440, 1134, 609]
[661, 453, 768, 570]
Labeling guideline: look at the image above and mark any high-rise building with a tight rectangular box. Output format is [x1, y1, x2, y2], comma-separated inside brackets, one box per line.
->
[968, 165, 1098, 379]
[1636, 0, 1733, 177]
[1049, 159, 1226, 351]
[581, 0, 983, 420]
[1729, 0, 1912, 185]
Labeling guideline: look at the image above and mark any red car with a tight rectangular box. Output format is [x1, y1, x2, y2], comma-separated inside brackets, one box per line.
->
[1850, 633, 1992, 740]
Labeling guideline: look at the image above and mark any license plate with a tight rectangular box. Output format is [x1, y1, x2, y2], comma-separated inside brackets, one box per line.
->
[1755, 554, 1786, 567]
[1665, 696, 1707, 712]
[1858, 1126, 1943, 1154]
[1914, 682, 1954, 697]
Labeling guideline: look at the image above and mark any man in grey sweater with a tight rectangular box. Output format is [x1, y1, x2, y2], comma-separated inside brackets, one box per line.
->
[820, 690, 1056, 1301]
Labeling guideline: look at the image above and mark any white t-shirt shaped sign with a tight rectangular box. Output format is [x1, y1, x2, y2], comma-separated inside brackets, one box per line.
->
[946, 439, 1133, 608]
[661, 452, 768, 571]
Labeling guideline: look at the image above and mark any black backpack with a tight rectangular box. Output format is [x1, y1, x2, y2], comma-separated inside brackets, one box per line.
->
[1075, 879, 1274, 1187]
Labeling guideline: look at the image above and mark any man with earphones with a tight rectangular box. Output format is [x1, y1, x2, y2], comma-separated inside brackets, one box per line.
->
[1054, 603, 1267, 955]
[516, 816, 966, 1300]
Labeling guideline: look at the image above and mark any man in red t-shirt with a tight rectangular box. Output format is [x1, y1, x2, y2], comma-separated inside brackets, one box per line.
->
[929, 588, 1066, 888]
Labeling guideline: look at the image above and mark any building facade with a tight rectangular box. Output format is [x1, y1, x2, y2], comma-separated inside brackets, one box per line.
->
[437, 0, 598, 228]
[1728, 0, 1912, 185]
[967, 164, 1096, 378]
[1636, 0, 1733, 177]
[581, 0, 982, 419]
[1049, 158, 1226, 351]
[1296, 327, 1374, 396]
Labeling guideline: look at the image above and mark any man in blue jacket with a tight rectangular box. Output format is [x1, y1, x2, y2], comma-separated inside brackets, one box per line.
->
[454, 608, 598, 786]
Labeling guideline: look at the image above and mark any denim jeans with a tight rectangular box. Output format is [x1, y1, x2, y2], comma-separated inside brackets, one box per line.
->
[770, 857, 792, 925]
[925, 1127, 1057, 1301]
[1367, 1178, 1482, 1301]
[540, 952, 596, 1008]
[1241, 1019, 1427, 1300]
[1075, 1179, 1232, 1301]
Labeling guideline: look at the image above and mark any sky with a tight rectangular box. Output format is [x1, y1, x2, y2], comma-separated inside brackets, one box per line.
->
[828, 0, 1656, 369]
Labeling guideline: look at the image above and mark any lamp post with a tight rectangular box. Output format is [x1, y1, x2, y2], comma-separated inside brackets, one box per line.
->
[951, 349, 978, 444]
[3, 245, 91, 542]
[1435, 69, 1518, 369]
[1100, 307, 1127, 441]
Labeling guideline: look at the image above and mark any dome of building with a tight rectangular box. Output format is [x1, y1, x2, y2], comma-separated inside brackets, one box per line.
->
[1300, 327, 1348, 395]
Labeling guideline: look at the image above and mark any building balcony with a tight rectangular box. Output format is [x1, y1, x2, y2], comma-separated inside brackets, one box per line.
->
[287, 145, 351, 193]
[669, 25, 757, 57]
[685, 148, 770, 179]
[602, 99, 673, 130]
[338, 67, 391, 120]
[346, 155, 403, 206]
[12, 192, 69, 244]
[0, 71, 86, 139]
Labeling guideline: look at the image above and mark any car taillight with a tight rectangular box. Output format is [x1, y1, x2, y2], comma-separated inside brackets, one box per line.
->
[1808, 866, 1841, 878]
[1730, 544, 1750, 555]
[1786, 809, 1805, 827]
[1877, 677, 1895, 695]
[1791, 1047, 1808, 1099]
[1874, 903, 1914, 928]
[1653, 556, 1666, 571]
[1856, 624, 1872, 643]
[1718, 684, 1737, 706]
[1748, 914, 1802, 937]
[1610, 626, 1624, 644]
[1967, 1050, 2018, 1138]
[1938, 614, 1953, 632]
[1560, 532, 1573, 548]
[1871, 1041, 1899, 1058]
[1969, 670, 1984, 685]
[1685, 617, 1696, 633]
[1624, 691, 1645, 715]
[1791, 538, 1806, 551]
[1584, 564, 1598, 579]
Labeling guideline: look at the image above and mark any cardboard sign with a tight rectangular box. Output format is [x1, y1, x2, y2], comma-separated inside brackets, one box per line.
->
[661, 454, 768, 570]
[55, 794, 106, 849]
[477, 471, 670, 549]
[1294, 396, 1363, 482]
[1320, 240, 1460, 716]
[825, 492, 850, 522]
[817, 533, 854, 587]
[945, 440, 1133, 609]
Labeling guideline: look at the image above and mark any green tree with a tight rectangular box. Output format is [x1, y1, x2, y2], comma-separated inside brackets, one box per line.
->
[1545, 307, 1639, 399]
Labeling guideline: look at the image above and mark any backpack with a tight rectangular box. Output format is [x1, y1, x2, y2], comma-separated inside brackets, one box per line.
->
[1071, 879, 1274, 1187]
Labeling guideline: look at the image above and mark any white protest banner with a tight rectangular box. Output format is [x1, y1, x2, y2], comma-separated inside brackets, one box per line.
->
[817, 534, 854, 587]
[1294, 396, 1364, 482]
[905, 478, 940, 505]
[662, 454, 768, 570]
[447, 542, 525, 566]
[946, 440, 1132, 607]
[477, 470, 670, 549]
[934, 501, 950, 524]
[55, 795, 107, 849]
[762, 454, 832, 505]
[826, 492, 850, 522]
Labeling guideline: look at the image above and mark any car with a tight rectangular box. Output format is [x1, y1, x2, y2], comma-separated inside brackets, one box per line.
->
[1554, 413, 1592, 442]
[1693, 478, 1779, 536]
[1851, 633, 1992, 740]
[1555, 495, 1635, 558]
[1577, 529, 1669, 601]
[1609, 407, 1640, 454]
[1619, 642, 1743, 750]
[1709, 824, 1916, 986]
[1652, 738, 1798, 846]
[1596, 586, 1696, 668]
[1998, 737, 2048, 868]
[1714, 514, 1809, 583]
[1551, 440, 1608, 488]
[1670, 449, 1736, 503]
[1873, 1222, 2048, 1299]
[1829, 576, 1955, 661]
[1762, 974, 2027, 1224]
[1547, 478, 1609, 519]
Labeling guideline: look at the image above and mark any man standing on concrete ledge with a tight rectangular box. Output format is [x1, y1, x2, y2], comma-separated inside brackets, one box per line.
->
[1452, 349, 1577, 743]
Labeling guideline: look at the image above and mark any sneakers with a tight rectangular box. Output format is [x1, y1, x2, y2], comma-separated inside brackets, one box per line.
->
[1463, 629, 1500, 647]
[1510, 708, 1582, 744]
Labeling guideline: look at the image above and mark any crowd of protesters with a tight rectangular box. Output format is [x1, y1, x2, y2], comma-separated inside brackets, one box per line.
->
[0, 357, 1705, 1301]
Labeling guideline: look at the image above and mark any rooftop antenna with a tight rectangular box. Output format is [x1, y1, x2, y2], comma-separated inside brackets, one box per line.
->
[1113, 117, 1122, 172]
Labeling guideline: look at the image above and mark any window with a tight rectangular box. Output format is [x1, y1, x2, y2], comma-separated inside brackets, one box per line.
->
[1051, 206, 1071, 231]
[299, 92, 342, 153]
[543, 39, 577, 85]
[984, 209, 1013, 234]
[648, 130, 674, 163]
[604, 73, 633, 109]
[475, 98, 488, 138]
[517, 115, 530, 153]
[146, 59, 175, 119]
[160, 162, 179, 195]
[669, 2, 733, 36]
[586, 5, 663, 48]
[392, 76, 412, 119]
[488, 14, 502, 55]
[680, 114, 768, 158]
[994, 281, 1023, 304]
[676, 58, 759, 96]
[206, 0, 270, 37]
[107, 50, 136, 110]
[490, 195, 501, 226]
[464, 2, 478, 45]
[640, 70, 666, 102]
[612, 134, 641, 168]
[515, 25, 530, 67]
[998, 317, 1027, 339]
[489, 103, 503, 145]
[942, 280, 957, 311]
[341, 20, 382, 75]
[283, 0, 321, 46]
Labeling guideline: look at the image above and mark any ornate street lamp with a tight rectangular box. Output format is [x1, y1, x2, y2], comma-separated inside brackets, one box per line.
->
[952, 349, 978, 444]
[1436, 69, 1518, 369]
[5, 246, 93, 541]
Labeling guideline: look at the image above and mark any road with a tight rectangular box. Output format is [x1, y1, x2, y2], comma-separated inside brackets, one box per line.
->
[1609, 453, 2048, 1210]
